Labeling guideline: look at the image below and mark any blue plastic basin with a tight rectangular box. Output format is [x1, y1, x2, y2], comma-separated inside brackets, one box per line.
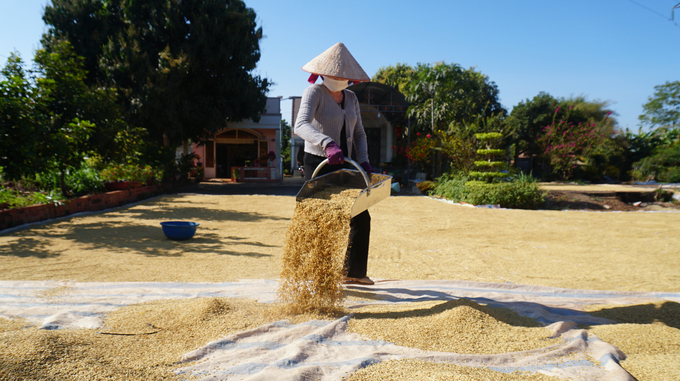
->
[160, 221, 199, 240]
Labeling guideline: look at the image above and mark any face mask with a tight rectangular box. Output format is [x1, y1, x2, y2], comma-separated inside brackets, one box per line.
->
[323, 77, 349, 92]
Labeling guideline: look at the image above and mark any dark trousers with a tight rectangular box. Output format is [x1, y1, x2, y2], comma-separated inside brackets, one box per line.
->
[304, 153, 371, 278]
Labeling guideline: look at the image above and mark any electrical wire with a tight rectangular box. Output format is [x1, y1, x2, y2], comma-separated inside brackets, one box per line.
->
[625, 0, 680, 30]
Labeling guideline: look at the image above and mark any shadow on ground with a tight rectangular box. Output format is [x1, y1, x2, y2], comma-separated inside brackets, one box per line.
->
[169, 179, 304, 196]
[0, 218, 276, 258]
[584, 301, 680, 330]
[346, 288, 680, 330]
[0, 187, 293, 258]
[349, 298, 541, 328]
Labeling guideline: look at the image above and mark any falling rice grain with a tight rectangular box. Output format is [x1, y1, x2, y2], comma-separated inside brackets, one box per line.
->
[278, 187, 361, 313]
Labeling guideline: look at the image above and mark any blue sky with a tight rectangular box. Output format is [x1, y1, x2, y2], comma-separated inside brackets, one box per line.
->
[2, 0, 679, 131]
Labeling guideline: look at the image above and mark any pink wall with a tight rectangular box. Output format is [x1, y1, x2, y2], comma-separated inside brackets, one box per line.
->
[191, 128, 278, 179]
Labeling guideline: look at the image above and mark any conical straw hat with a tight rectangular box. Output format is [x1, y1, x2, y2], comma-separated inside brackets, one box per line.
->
[302, 42, 369, 82]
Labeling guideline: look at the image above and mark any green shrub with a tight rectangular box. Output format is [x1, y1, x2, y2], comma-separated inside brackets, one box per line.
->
[32, 163, 106, 196]
[67, 166, 106, 195]
[32, 170, 61, 193]
[432, 173, 469, 201]
[473, 161, 505, 168]
[433, 172, 545, 209]
[468, 171, 508, 179]
[0, 187, 63, 209]
[632, 143, 680, 183]
[472, 132, 508, 183]
[101, 164, 162, 183]
[663, 166, 680, 183]
[175, 153, 199, 178]
[476, 149, 505, 156]
[475, 132, 503, 140]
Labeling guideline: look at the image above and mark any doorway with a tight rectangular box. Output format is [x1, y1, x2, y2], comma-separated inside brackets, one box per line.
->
[365, 128, 381, 168]
[215, 143, 259, 178]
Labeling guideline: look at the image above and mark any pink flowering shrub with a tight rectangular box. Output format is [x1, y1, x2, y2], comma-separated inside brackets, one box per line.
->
[404, 135, 437, 165]
[537, 107, 609, 180]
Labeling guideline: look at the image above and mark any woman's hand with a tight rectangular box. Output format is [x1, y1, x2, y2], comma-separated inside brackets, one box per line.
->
[360, 162, 373, 174]
[325, 142, 344, 165]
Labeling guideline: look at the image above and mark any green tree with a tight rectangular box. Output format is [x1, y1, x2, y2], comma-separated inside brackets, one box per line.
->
[405, 62, 504, 134]
[43, 0, 271, 151]
[566, 96, 617, 135]
[372, 62, 505, 133]
[639, 81, 680, 129]
[36, 41, 133, 165]
[631, 127, 680, 182]
[372, 63, 414, 93]
[509, 93, 618, 179]
[374, 62, 506, 176]
[537, 108, 608, 180]
[280, 119, 291, 173]
[617, 81, 680, 182]
[42, 0, 124, 86]
[0, 53, 49, 180]
[408, 63, 505, 176]
[34, 42, 100, 193]
[508, 92, 559, 170]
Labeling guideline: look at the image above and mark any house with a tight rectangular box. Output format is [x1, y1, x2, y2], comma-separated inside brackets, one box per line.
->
[189, 83, 410, 182]
[190, 97, 282, 181]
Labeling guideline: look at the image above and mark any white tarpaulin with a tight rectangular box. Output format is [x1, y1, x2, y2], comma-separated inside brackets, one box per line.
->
[176, 315, 632, 381]
[2, 279, 677, 329]
[2, 279, 678, 380]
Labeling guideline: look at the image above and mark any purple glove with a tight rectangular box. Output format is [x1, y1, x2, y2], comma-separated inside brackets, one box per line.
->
[360, 161, 373, 175]
[325, 142, 344, 165]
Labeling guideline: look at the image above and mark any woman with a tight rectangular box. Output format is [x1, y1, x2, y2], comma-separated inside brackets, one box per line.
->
[294, 42, 375, 285]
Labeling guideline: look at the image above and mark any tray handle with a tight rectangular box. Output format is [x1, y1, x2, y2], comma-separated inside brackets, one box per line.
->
[311, 158, 371, 188]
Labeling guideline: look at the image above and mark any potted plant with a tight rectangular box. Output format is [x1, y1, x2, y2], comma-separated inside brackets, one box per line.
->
[176, 153, 199, 181]
[196, 161, 204, 182]
[268, 151, 276, 167]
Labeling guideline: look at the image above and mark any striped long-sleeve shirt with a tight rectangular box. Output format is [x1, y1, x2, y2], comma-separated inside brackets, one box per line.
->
[294, 84, 369, 164]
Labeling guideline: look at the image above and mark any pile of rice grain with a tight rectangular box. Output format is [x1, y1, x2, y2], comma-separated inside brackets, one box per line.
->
[346, 359, 563, 381]
[278, 186, 361, 313]
[348, 299, 559, 355]
[0, 297, 279, 381]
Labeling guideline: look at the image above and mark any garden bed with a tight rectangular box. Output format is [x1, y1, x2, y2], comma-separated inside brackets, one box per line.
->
[538, 184, 680, 212]
[0, 181, 182, 231]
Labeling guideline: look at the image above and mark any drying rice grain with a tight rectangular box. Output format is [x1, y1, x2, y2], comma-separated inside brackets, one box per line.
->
[589, 323, 680, 380]
[0, 297, 318, 380]
[278, 187, 360, 313]
[0, 317, 29, 332]
[345, 359, 562, 381]
[348, 299, 559, 354]
[585, 301, 680, 381]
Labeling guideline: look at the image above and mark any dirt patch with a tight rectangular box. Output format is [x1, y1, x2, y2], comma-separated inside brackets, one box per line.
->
[540, 190, 680, 212]
[537, 183, 680, 212]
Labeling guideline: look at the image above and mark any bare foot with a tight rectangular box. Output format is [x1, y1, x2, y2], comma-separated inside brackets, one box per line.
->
[343, 276, 374, 285]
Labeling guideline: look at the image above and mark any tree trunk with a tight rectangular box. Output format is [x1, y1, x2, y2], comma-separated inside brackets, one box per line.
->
[60, 168, 68, 196]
